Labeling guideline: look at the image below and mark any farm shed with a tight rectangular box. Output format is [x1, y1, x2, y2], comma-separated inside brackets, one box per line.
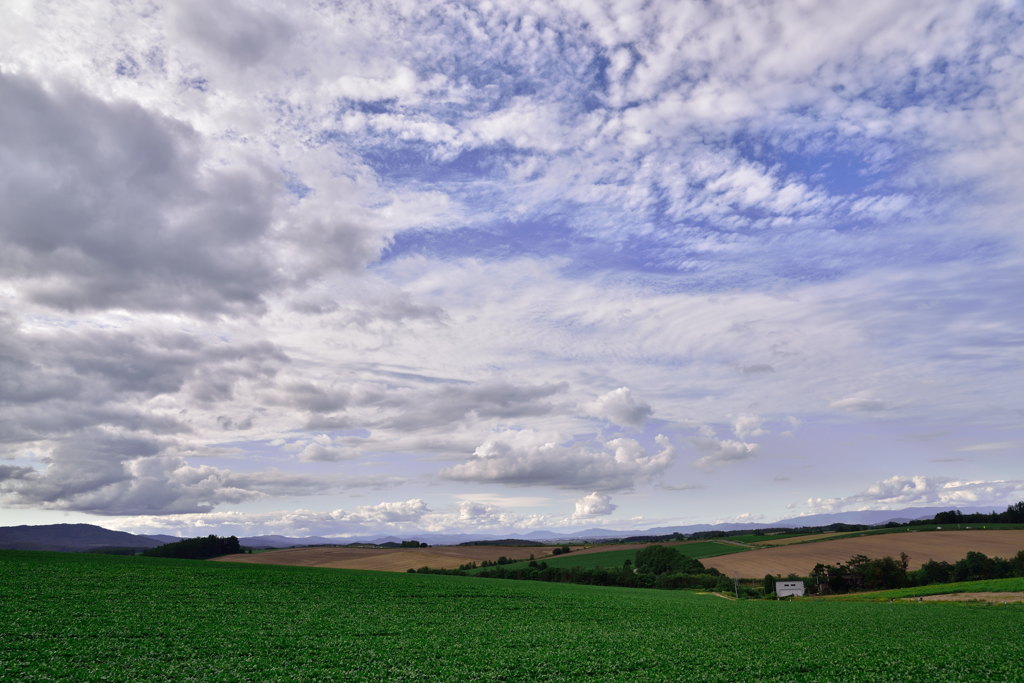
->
[775, 581, 805, 597]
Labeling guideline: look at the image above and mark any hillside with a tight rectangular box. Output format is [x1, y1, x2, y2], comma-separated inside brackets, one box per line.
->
[214, 544, 546, 572]
[0, 524, 165, 552]
[2, 550, 1022, 680]
[702, 529, 1024, 577]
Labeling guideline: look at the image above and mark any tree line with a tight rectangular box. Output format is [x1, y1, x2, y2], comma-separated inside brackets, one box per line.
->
[142, 535, 244, 560]
[931, 501, 1024, 525]
[410, 545, 746, 594]
[778, 548, 1024, 595]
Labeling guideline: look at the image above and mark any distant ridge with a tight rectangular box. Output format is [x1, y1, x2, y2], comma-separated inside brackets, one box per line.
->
[0, 523, 167, 552]
[0, 505, 1004, 551]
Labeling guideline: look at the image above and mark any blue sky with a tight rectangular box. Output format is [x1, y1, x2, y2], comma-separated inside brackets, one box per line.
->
[1, 0, 1022, 537]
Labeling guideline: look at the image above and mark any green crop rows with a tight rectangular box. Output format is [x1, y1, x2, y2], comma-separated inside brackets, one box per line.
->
[2, 550, 1022, 681]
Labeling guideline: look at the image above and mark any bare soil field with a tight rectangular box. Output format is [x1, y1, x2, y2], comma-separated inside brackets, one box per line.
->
[214, 539, 739, 572]
[214, 544, 546, 572]
[702, 530, 1024, 578]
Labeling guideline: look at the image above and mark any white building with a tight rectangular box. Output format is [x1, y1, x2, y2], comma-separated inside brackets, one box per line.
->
[776, 580, 805, 597]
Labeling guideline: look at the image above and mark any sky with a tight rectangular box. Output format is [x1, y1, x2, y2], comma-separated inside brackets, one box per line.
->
[1, 0, 1023, 539]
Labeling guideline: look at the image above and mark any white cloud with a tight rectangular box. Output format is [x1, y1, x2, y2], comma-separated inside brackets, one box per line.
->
[830, 397, 888, 413]
[573, 492, 617, 518]
[732, 414, 765, 440]
[1, 0, 1022, 531]
[297, 435, 360, 462]
[802, 475, 1024, 514]
[589, 387, 653, 427]
[442, 431, 675, 491]
[693, 438, 759, 471]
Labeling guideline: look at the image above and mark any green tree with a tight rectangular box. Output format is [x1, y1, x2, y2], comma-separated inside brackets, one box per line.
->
[635, 545, 687, 575]
[915, 560, 954, 585]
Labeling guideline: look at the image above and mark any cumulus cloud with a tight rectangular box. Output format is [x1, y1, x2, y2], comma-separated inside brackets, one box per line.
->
[297, 435, 360, 462]
[101, 498, 431, 537]
[693, 435, 759, 471]
[573, 492, 617, 518]
[0, 72, 281, 315]
[1, 1, 1022, 529]
[0, 428, 395, 516]
[732, 414, 765, 440]
[803, 475, 1024, 514]
[589, 387, 653, 427]
[442, 432, 675, 491]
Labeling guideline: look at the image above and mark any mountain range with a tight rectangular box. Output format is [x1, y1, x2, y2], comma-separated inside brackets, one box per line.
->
[0, 505, 1001, 552]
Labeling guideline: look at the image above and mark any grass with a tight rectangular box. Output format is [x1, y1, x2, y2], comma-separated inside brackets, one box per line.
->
[827, 577, 1024, 601]
[2, 550, 1023, 680]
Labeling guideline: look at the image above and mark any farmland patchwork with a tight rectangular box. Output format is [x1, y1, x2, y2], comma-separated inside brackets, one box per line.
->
[2, 550, 1022, 680]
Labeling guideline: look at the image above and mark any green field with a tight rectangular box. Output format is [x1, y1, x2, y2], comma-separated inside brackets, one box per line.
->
[828, 577, 1024, 601]
[719, 532, 813, 543]
[708, 523, 1024, 549]
[2, 550, 1022, 680]
[473, 541, 750, 574]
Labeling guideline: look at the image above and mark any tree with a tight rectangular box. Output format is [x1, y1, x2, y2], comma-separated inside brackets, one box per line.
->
[915, 560, 954, 585]
[954, 551, 995, 581]
[142, 534, 242, 560]
[635, 545, 689, 575]
[933, 510, 963, 525]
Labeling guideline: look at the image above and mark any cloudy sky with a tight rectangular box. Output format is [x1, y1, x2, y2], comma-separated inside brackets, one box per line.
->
[2, 1, 1023, 538]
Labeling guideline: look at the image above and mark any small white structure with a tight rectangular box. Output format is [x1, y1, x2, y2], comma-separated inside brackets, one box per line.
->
[776, 581, 805, 597]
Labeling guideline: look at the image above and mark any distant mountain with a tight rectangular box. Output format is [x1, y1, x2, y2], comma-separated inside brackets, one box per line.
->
[239, 535, 341, 549]
[0, 504, 1001, 553]
[768, 505, 998, 528]
[0, 523, 166, 552]
[144, 534, 182, 545]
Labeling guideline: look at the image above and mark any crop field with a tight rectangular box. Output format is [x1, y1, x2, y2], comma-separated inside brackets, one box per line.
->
[214, 543, 545, 572]
[475, 541, 750, 573]
[827, 577, 1024, 602]
[702, 529, 1024, 578]
[2, 550, 1023, 680]
[747, 531, 860, 546]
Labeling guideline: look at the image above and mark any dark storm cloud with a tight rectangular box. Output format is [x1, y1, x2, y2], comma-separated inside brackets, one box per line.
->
[0, 317, 288, 444]
[0, 430, 347, 516]
[374, 381, 571, 431]
[269, 376, 570, 433]
[0, 72, 281, 315]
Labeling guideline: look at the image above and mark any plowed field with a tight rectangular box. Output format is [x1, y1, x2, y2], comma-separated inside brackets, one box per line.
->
[214, 544, 546, 572]
[702, 530, 1024, 578]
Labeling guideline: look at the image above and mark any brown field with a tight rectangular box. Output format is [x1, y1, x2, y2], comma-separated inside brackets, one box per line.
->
[214, 539, 715, 572]
[703, 530, 1024, 578]
[213, 544, 548, 572]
